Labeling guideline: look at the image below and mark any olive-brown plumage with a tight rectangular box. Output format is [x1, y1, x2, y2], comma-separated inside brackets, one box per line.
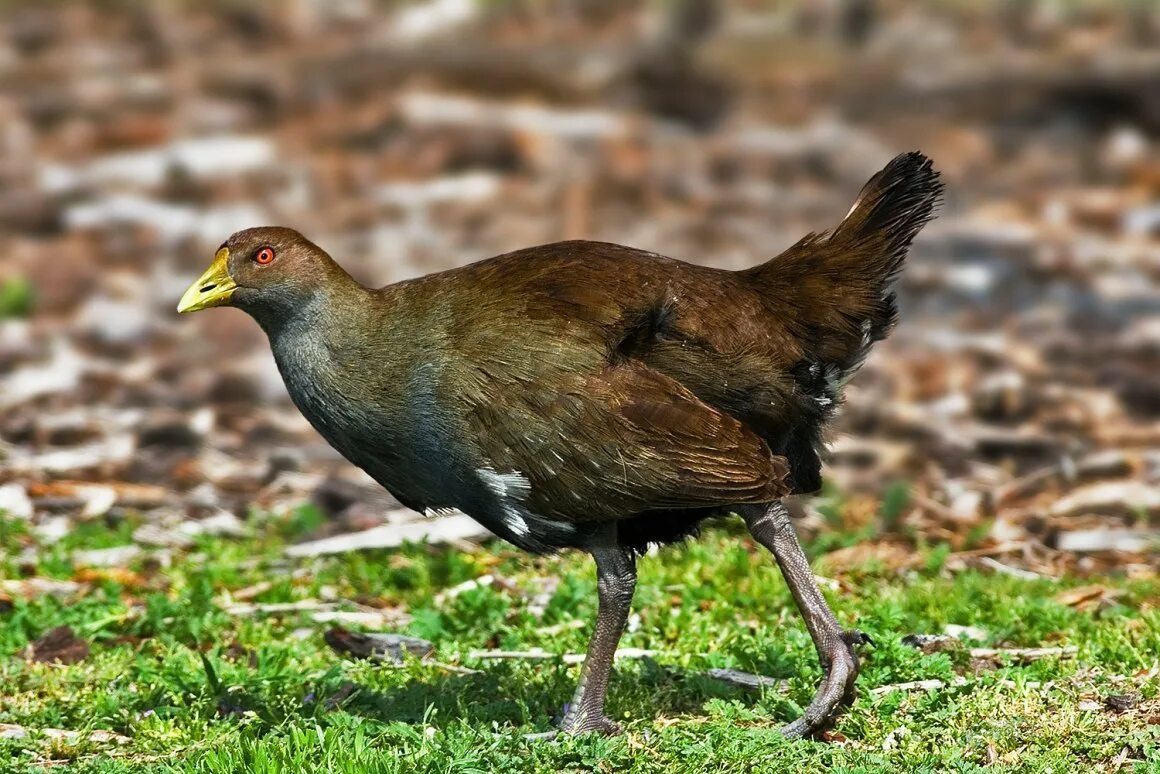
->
[181, 152, 942, 738]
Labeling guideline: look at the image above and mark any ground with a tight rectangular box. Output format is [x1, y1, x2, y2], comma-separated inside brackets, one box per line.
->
[1, 501, 1157, 773]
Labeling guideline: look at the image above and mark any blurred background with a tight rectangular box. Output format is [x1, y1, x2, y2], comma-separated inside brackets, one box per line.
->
[1, 0, 1158, 578]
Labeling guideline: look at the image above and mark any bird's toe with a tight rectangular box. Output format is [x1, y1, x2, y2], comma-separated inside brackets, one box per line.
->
[844, 629, 874, 648]
[559, 711, 623, 737]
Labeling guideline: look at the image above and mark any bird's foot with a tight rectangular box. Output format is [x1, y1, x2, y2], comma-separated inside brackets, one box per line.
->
[844, 629, 874, 648]
[780, 628, 869, 740]
[558, 705, 623, 736]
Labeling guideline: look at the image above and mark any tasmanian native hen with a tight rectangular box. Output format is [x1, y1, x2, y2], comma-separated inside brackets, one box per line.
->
[178, 152, 942, 737]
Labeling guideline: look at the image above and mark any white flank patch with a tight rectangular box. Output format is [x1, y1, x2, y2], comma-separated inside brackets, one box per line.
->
[477, 468, 531, 500]
[478, 468, 533, 537]
[503, 511, 531, 537]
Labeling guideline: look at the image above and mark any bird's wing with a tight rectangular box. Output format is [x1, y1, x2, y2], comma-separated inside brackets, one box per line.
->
[465, 359, 790, 522]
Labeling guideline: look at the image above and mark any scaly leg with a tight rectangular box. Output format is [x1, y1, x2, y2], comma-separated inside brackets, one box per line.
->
[559, 539, 637, 735]
[742, 501, 869, 738]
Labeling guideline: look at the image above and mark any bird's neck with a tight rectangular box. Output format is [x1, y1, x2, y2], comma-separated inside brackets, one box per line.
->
[250, 262, 373, 342]
[263, 279, 395, 445]
[262, 280, 379, 367]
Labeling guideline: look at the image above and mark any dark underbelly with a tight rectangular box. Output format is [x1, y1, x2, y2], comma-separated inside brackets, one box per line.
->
[292, 383, 726, 555]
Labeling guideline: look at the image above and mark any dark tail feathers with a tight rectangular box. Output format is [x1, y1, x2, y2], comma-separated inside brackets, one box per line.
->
[745, 151, 943, 376]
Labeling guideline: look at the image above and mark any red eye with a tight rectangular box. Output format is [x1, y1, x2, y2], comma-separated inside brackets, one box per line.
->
[255, 247, 275, 265]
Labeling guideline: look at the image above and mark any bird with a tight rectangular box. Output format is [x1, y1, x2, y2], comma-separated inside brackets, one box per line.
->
[178, 151, 942, 738]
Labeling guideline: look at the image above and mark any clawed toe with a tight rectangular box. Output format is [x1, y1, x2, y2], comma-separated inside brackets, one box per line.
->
[781, 638, 862, 740]
[529, 709, 624, 740]
[588, 716, 624, 736]
[844, 629, 874, 648]
[559, 711, 623, 736]
[779, 716, 813, 740]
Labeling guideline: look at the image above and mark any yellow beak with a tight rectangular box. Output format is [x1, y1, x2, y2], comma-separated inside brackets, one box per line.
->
[177, 248, 237, 313]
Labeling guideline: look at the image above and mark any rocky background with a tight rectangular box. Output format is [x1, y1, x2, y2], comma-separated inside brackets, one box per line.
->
[1, 0, 1158, 581]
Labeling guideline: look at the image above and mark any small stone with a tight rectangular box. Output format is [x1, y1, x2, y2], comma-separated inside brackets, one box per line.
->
[32, 515, 70, 544]
[0, 483, 33, 519]
[132, 523, 195, 549]
[901, 633, 964, 654]
[1105, 693, 1140, 713]
[944, 624, 988, 642]
[323, 627, 434, 663]
[178, 509, 246, 538]
[73, 544, 142, 568]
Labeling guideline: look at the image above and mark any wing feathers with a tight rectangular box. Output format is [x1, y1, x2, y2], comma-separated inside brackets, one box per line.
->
[468, 361, 789, 522]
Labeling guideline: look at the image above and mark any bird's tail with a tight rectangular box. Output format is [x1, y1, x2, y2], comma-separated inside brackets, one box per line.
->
[743, 151, 943, 378]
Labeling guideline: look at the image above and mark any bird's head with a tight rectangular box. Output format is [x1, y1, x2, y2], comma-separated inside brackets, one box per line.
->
[178, 227, 349, 327]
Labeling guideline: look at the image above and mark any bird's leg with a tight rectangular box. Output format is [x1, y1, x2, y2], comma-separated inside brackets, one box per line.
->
[559, 537, 637, 736]
[742, 501, 868, 739]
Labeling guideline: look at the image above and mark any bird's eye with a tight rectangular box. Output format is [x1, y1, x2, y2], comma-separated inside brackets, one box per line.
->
[254, 247, 276, 265]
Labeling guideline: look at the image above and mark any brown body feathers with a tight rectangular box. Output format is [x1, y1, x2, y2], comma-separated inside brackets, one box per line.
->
[200, 152, 942, 554]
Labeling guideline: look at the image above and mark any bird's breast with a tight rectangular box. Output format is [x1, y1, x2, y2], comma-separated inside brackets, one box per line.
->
[269, 332, 587, 552]
[272, 338, 478, 512]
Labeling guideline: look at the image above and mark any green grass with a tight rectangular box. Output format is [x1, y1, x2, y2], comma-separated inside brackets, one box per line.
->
[0, 275, 34, 319]
[0, 509, 1157, 773]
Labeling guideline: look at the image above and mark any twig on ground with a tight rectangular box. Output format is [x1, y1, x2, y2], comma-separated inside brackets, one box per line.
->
[870, 677, 968, 696]
[705, 668, 788, 691]
[978, 557, 1057, 581]
[969, 646, 1077, 661]
[467, 647, 659, 664]
[228, 580, 274, 602]
[311, 610, 404, 627]
[0, 723, 129, 744]
[224, 600, 336, 616]
[948, 542, 1029, 559]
